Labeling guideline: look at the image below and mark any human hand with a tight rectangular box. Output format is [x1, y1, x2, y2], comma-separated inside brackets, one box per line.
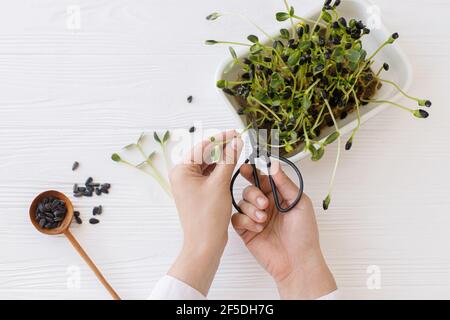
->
[231, 163, 336, 299]
[168, 130, 243, 295]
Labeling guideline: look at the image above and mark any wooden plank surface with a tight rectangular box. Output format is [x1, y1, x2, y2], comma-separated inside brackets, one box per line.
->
[0, 0, 449, 299]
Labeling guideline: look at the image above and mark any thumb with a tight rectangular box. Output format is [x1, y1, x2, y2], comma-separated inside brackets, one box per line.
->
[212, 135, 243, 180]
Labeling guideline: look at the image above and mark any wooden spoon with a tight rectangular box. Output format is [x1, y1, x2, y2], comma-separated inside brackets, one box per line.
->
[29, 190, 121, 300]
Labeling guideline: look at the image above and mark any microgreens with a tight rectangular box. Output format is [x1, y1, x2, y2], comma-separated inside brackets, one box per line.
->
[206, 0, 431, 210]
[112, 132, 172, 198]
[154, 130, 171, 169]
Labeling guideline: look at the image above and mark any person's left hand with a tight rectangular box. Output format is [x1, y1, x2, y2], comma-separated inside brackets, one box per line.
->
[168, 130, 243, 295]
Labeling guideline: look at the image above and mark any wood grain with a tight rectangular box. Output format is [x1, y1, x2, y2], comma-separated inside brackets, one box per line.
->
[0, 0, 449, 300]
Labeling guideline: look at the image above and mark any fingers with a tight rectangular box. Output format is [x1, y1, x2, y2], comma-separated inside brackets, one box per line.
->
[242, 185, 269, 210]
[182, 130, 237, 174]
[240, 161, 300, 202]
[238, 200, 267, 223]
[231, 213, 264, 235]
[240, 164, 272, 194]
[212, 134, 243, 179]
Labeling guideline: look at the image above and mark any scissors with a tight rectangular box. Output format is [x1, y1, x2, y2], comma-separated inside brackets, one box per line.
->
[230, 121, 304, 213]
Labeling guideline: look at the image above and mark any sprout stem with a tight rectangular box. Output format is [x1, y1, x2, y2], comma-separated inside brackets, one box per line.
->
[283, 0, 297, 39]
[249, 96, 282, 122]
[136, 143, 172, 197]
[292, 15, 326, 26]
[115, 157, 172, 198]
[379, 78, 423, 104]
[324, 99, 342, 204]
[367, 40, 389, 62]
[362, 99, 414, 113]
[213, 41, 252, 47]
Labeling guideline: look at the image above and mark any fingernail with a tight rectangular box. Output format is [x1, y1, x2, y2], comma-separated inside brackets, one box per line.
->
[256, 211, 266, 222]
[257, 197, 266, 208]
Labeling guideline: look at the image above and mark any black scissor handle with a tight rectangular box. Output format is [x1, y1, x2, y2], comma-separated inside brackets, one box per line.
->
[230, 156, 304, 214]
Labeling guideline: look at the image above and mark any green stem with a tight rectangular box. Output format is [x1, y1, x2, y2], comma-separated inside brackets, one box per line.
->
[283, 0, 297, 39]
[292, 14, 326, 26]
[137, 143, 172, 197]
[311, 12, 323, 36]
[367, 40, 389, 62]
[146, 161, 172, 197]
[324, 99, 342, 198]
[118, 158, 172, 198]
[379, 79, 423, 103]
[362, 99, 414, 113]
[350, 89, 362, 140]
[161, 144, 171, 171]
[249, 96, 282, 122]
[215, 41, 252, 47]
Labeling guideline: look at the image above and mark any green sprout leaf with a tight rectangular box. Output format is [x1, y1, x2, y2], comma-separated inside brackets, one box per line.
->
[216, 80, 228, 88]
[287, 50, 301, 66]
[324, 131, 340, 145]
[312, 146, 325, 161]
[289, 6, 295, 16]
[270, 72, 284, 90]
[111, 153, 121, 162]
[123, 143, 136, 150]
[284, 144, 294, 153]
[205, 40, 218, 45]
[323, 195, 331, 210]
[321, 10, 332, 23]
[347, 49, 361, 63]
[153, 132, 161, 144]
[276, 12, 290, 21]
[247, 35, 259, 43]
[148, 151, 156, 161]
[229, 47, 238, 60]
[250, 43, 263, 54]
[163, 130, 170, 143]
[206, 12, 221, 21]
[280, 28, 290, 39]
[137, 132, 145, 145]
[211, 145, 221, 163]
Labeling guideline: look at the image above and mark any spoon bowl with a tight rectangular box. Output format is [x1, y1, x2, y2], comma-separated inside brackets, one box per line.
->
[29, 190, 121, 300]
[29, 190, 74, 235]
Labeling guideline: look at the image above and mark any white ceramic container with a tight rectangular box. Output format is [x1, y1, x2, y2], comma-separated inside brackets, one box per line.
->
[215, 0, 413, 162]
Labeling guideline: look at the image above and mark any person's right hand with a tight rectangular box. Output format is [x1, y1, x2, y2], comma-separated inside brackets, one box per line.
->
[231, 162, 337, 299]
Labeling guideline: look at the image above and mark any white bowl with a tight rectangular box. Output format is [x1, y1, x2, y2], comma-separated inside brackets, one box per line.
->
[215, 0, 413, 163]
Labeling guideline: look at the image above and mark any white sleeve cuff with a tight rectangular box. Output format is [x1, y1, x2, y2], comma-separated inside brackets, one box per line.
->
[149, 275, 207, 300]
[316, 289, 340, 300]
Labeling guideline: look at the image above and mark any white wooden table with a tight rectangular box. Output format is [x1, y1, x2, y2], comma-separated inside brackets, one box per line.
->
[1, 0, 449, 300]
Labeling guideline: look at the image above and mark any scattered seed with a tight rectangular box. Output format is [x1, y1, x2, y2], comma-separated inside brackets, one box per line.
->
[89, 218, 100, 225]
[72, 161, 79, 171]
[74, 211, 80, 217]
[187, 95, 193, 103]
[93, 205, 102, 216]
[101, 183, 111, 190]
[83, 190, 93, 197]
[189, 126, 196, 133]
[85, 177, 93, 186]
[95, 188, 102, 196]
[75, 216, 82, 224]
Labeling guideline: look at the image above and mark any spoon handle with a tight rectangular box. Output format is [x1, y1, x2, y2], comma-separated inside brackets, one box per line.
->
[64, 230, 121, 300]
